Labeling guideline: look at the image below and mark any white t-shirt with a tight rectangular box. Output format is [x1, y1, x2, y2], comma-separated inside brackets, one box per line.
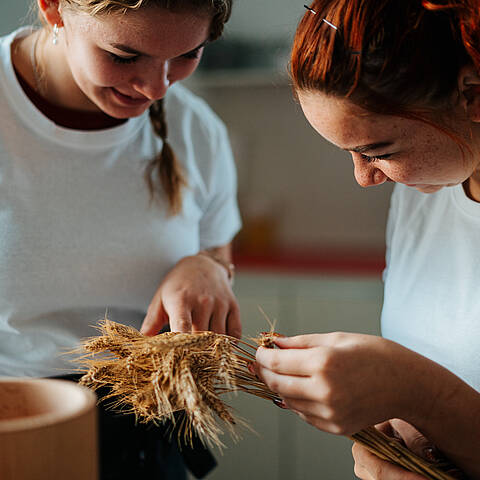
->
[0, 28, 241, 377]
[381, 183, 480, 391]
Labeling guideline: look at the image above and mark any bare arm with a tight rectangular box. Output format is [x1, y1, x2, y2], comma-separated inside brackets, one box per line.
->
[254, 333, 480, 478]
[400, 353, 480, 479]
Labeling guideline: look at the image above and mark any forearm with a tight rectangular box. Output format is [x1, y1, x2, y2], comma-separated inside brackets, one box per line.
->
[401, 349, 480, 478]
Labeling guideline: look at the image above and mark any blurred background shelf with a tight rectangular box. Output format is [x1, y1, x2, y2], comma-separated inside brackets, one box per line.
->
[234, 247, 386, 276]
[185, 69, 290, 89]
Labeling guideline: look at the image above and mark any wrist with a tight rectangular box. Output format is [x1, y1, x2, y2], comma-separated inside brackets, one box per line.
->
[379, 340, 438, 425]
[397, 351, 480, 478]
[393, 344, 455, 428]
[197, 250, 235, 286]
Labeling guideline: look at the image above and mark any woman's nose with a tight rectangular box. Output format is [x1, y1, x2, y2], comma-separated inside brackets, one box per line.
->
[352, 156, 388, 187]
[133, 61, 170, 101]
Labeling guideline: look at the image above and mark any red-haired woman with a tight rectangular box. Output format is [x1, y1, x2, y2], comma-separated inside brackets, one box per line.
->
[254, 1, 480, 478]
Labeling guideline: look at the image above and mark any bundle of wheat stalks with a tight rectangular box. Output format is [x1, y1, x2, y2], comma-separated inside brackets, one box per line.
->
[76, 319, 461, 479]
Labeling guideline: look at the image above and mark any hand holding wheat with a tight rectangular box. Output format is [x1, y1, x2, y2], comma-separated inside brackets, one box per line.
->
[75, 319, 461, 479]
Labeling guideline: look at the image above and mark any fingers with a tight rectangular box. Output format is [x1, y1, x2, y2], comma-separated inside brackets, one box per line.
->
[166, 306, 193, 333]
[375, 420, 401, 440]
[144, 291, 240, 336]
[226, 301, 242, 339]
[282, 397, 330, 419]
[353, 448, 375, 479]
[256, 345, 321, 376]
[272, 333, 327, 349]
[353, 443, 376, 480]
[140, 294, 168, 336]
[353, 442, 428, 480]
[143, 250, 241, 336]
[191, 294, 216, 333]
[386, 419, 459, 472]
[255, 364, 312, 399]
[204, 298, 235, 336]
[388, 419, 438, 461]
[154, 292, 194, 333]
[192, 297, 240, 336]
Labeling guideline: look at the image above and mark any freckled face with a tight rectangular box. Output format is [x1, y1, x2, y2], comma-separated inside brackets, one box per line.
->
[60, 7, 211, 118]
[298, 91, 480, 193]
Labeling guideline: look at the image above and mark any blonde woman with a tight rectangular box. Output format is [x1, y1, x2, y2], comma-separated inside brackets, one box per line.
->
[1, 0, 240, 477]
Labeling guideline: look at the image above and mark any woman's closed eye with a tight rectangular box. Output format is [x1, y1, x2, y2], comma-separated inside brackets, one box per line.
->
[181, 46, 204, 60]
[109, 52, 139, 64]
[360, 153, 393, 163]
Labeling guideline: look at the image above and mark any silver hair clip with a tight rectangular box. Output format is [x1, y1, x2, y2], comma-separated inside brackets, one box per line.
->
[304, 5, 338, 31]
[304, 5, 317, 14]
[322, 18, 338, 30]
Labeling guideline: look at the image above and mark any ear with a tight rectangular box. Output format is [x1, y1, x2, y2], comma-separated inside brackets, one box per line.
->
[458, 64, 480, 122]
[37, 0, 64, 28]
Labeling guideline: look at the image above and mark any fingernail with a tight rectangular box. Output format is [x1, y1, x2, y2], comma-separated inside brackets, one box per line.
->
[391, 428, 403, 443]
[273, 398, 287, 409]
[247, 362, 256, 376]
[423, 446, 441, 463]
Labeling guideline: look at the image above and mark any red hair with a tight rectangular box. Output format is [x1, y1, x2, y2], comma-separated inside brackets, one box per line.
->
[291, 0, 480, 116]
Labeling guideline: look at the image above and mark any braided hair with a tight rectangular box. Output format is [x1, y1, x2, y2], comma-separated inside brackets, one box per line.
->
[145, 1, 232, 214]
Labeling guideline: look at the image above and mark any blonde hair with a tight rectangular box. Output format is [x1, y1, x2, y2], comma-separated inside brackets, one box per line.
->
[54, 0, 233, 214]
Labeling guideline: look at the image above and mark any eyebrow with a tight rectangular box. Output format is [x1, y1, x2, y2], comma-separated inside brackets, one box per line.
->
[110, 40, 208, 57]
[344, 141, 394, 153]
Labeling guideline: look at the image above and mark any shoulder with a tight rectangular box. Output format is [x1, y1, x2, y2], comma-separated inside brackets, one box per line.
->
[164, 83, 227, 140]
[0, 28, 34, 105]
[0, 27, 32, 67]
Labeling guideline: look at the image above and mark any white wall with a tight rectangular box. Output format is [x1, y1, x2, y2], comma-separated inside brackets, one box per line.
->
[0, 0, 303, 38]
[0, 1, 32, 35]
[188, 80, 393, 251]
[226, 0, 303, 40]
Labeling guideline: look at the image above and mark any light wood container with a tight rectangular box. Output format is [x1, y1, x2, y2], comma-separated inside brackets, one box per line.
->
[0, 377, 98, 480]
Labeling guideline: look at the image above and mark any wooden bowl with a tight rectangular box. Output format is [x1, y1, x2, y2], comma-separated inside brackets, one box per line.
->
[0, 377, 98, 480]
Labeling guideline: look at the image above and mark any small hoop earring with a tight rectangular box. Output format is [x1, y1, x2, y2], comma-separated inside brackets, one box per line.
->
[52, 24, 59, 45]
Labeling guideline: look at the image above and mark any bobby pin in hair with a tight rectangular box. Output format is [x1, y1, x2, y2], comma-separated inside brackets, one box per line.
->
[304, 4, 338, 31]
[322, 18, 338, 30]
[304, 4, 317, 14]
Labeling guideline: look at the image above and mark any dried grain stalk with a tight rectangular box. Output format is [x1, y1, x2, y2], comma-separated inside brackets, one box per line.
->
[75, 319, 280, 449]
[75, 319, 462, 478]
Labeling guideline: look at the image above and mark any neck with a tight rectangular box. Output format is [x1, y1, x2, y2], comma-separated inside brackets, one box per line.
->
[14, 29, 99, 113]
[465, 170, 480, 203]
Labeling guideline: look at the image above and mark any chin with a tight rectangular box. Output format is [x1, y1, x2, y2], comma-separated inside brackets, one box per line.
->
[99, 103, 151, 120]
[92, 89, 153, 119]
[415, 185, 444, 194]
[108, 108, 149, 119]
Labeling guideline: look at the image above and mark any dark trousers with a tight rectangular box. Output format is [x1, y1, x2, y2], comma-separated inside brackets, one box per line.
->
[55, 375, 216, 480]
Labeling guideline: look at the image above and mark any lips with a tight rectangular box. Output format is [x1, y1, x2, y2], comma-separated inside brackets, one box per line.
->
[110, 87, 150, 107]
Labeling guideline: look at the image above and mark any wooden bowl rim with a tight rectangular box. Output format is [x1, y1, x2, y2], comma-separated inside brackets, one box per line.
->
[0, 377, 96, 433]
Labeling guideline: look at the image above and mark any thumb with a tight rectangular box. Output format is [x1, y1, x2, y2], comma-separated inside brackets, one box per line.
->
[389, 419, 442, 463]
